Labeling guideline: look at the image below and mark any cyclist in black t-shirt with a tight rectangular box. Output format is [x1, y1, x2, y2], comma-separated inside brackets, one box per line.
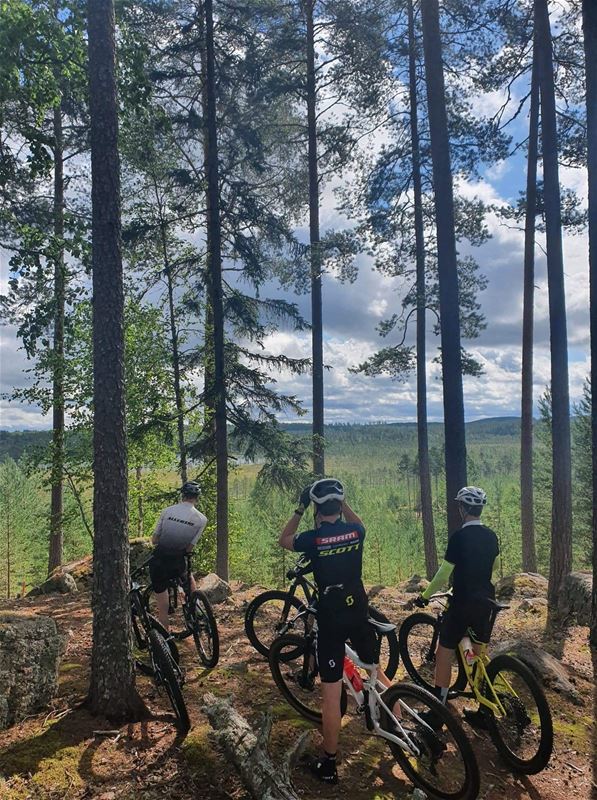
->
[279, 478, 393, 784]
[415, 486, 499, 725]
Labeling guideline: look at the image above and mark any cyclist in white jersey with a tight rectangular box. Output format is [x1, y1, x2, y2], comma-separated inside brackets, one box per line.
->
[150, 481, 207, 631]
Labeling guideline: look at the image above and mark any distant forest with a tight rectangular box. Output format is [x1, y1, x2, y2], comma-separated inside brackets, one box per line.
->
[0, 418, 523, 463]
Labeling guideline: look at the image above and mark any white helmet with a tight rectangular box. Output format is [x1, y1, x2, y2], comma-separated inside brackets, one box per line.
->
[309, 478, 344, 505]
[454, 486, 487, 506]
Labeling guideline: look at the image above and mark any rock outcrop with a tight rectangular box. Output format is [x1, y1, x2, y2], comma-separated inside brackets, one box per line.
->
[28, 571, 78, 597]
[401, 574, 430, 594]
[0, 612, 64, 729]
[495, 572, 548, 600]
[198, 573, 232, 605]
[561, 571, 592, 626]
[492, 638, 582, 705]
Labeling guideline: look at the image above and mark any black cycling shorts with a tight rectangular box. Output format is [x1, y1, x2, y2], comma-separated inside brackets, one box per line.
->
[317, 583, 377, 683]
[439, 598, 494, 649]
[149, 549, 186, 594]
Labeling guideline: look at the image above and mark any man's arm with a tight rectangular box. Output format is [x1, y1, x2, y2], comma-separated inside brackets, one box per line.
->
[342, 501, 363, 527]
[279, 510, 304, 551]
[421, 560, 455, 600]
[152, 513, 164, 546]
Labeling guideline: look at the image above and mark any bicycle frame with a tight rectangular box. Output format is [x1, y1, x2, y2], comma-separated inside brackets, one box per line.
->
[427, 593, 516, 719]
[342, 643, 427, 757]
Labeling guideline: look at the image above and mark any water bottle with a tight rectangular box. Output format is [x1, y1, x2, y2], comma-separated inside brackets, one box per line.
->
[343, 657, 364, 691]
[461, 635, 476, 666]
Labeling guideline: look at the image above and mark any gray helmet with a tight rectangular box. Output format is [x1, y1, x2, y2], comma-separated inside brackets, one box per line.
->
[454, 486, 487, 506]
[309, 478, 344, 505]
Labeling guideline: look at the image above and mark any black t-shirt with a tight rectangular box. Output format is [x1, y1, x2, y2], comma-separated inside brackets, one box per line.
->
[293, 519, 366, 590]
[444, 522, 499, 601]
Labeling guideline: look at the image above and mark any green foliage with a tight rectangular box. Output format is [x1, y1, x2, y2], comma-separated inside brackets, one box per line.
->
[0, 458, 48, 595]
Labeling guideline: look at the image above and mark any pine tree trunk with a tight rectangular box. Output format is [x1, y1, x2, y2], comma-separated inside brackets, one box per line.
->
[409, 0, 437, 577]
[203, 0, 229, 580]
[86, 0, 145, 721]
[582, 0, 597, 646]
[420, 0, 467, 533]
[48, 100, 64, 575]
[535, 0, 573, 608]
[305, 0, 325, 477]
[520, 41, 539, 574]
[159, 218, 188, 484]
[136, 464, 143, 537]
[6, 495, 11, 599]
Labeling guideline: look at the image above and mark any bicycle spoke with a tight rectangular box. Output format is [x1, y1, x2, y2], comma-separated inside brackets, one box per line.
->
[381, 683, 478, 800]
[485, 656, 552, 771]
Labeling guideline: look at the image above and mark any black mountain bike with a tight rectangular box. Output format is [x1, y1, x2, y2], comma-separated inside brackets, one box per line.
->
[245, 555, 400, 679]
[399, 592, 553, 774]
[130, 566, 190, 731]
[132, 554, 219, 669]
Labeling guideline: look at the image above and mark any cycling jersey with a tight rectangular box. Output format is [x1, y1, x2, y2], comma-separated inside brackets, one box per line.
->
[444, 520, 499, 602]
[153, 502, 207, 552]
[294, 519, 375, 681]
[293, 520, 366, 590]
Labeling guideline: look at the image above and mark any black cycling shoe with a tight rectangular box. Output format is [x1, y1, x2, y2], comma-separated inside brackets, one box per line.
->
[309, 756, 338, 784]
[418, 707, 446, 731]
[463, 707, 489, 730]
[294, 671, 315, 691]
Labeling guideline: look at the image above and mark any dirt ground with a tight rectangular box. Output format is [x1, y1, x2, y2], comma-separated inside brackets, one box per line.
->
[0, 586, 595, 800]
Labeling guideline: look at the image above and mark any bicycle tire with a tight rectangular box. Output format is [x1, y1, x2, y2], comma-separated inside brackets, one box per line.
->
[483, 653, 553, 774]
[190, 590, 220, 668]
[380, 682, 480, 800]
[148, 627, 190, 732]
[131, 599, 148, 650]
[269, 633, 347, 724]
[398, 612, 467, 692]
[368, 605, 400, 680]
[244, 590, 307, 658]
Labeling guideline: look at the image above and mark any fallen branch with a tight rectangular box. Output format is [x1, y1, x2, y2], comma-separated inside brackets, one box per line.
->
[202, 692, 311, 800]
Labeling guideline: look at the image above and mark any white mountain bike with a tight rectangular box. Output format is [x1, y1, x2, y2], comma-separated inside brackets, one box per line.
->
[269, 610, 480, 800]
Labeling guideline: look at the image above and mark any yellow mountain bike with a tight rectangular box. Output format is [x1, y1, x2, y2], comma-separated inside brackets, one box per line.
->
[399, 592, 553, 774]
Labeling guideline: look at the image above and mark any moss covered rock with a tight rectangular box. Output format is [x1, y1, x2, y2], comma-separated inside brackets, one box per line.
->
[0, 613, 64, 730]
[495, 572, 548, 600]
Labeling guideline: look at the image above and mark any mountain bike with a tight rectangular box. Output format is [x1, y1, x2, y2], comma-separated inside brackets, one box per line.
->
[132, 554, 219, 668]
[130, 567, 190, 731]
[269, 609, 479, 800]
[245, 555, 399, 678]
[399, 592, 553, 774]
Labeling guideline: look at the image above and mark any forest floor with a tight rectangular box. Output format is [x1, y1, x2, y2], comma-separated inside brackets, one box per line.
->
[0, 585, 595, 800]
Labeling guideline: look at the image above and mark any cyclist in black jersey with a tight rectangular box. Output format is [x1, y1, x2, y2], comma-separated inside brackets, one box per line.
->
[279, 478, 394, 784]
[415, 486, 499, 727]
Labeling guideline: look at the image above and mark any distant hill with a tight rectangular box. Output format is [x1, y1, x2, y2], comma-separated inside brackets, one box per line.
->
[0, 430, 53, 462]
[0, 417, 523, 463]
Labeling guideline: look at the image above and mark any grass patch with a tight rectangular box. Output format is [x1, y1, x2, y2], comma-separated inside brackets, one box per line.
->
[182, 723, 219, 777]
[0, 720, 85, 794]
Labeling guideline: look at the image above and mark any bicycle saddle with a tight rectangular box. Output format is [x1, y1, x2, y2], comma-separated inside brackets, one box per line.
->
[368, 617, 396, 633]
[485, 598, 510, 612]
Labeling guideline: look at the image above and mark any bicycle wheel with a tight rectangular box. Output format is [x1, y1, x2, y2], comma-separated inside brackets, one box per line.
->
[244, 590, 307, 658]
[269, 633, 347, 725]
[483, 653, 553, 774]
[380, 682, 480, 800]
[189, 591, 220, 668]
[368, 605, 400, 680]
[399, 613, 466, 692]
[148, 627, 190, 732]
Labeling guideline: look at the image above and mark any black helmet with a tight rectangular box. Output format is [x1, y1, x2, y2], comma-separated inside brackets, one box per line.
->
[309, 478, 344, 505]
[181, 481, 200, 497]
